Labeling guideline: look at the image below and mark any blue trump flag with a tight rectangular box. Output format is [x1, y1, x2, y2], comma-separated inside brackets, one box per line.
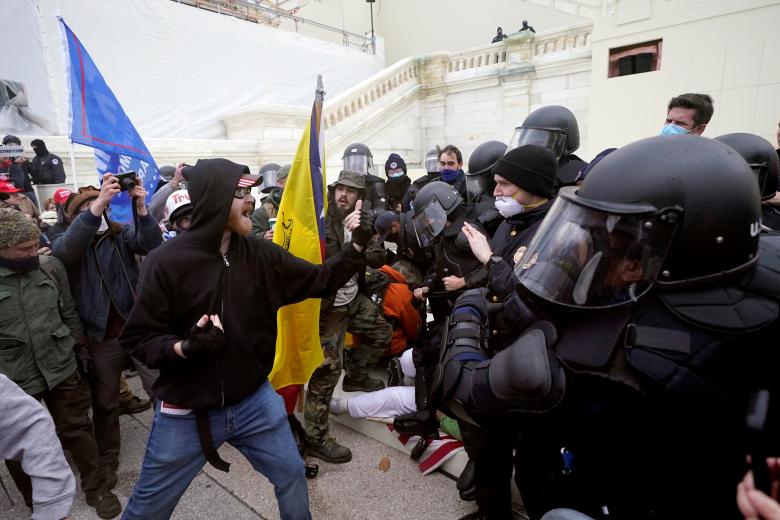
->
[59, 17, 159, 223]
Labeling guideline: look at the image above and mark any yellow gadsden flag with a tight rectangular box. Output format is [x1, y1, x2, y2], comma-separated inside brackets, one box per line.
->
[269, 76, 328, 394]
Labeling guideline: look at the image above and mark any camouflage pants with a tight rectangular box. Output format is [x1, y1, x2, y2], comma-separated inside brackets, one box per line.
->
[304, 293, 393, 442]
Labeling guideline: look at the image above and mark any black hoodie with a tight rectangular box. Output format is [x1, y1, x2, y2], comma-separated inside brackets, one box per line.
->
[119, 158, 363, 409]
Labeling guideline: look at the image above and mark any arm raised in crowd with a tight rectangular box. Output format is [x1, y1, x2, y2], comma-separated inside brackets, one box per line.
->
[148, 163, 185, 222]
[270, 240, 365, 307]
[148, 182, 174, 223]
[121, 184, 163, 255]
[50, 210, 101, 265]
[51, 175, 119, 264]
[273, 200, 375, 304]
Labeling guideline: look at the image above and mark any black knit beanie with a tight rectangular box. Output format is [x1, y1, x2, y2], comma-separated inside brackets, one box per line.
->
[492, 144, 557, 198]
[384, 153, 407, 175]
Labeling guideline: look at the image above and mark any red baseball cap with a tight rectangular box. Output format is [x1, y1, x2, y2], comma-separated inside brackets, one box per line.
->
[0, 181, 22, 193]
[53, 188, 72, 206]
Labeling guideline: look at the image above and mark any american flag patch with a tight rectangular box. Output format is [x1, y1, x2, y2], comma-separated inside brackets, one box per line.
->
[237, 175, 258, 188]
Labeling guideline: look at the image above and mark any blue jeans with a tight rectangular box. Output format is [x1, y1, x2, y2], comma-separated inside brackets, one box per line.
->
[122, 381, 311, 520]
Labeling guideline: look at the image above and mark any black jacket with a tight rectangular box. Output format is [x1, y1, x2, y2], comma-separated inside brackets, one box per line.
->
[51, 209, 162, 341]
[29, 152, 66, 185]
[119, 159, 363, 409]
[487, 200, 552, 301]
[0, 160, 33, 193]
[384, 175, 412, 212]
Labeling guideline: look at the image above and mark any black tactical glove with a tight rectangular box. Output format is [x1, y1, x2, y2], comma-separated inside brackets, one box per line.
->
[351, 210, 374, 248]
[181, 319, 225, 360]
[75, 341, 93, 378]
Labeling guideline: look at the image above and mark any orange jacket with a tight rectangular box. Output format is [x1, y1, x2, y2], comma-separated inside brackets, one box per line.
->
[379, 265, 421, 356]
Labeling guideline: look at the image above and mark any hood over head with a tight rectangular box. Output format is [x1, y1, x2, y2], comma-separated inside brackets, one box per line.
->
[30, 139, 48, 157]
[183, 158, 251, 251]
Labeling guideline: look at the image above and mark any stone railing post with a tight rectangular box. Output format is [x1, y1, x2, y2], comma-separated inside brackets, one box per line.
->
[503, 32, 533, 67]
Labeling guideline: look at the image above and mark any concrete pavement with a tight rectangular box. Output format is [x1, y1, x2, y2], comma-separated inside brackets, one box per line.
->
[0, 374, 477, 520]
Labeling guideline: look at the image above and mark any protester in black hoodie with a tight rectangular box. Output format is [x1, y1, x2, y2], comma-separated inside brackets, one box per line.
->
[119, 158, 372, 520]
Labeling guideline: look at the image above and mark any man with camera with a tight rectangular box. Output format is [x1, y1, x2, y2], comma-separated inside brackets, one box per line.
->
[50, 172, 162, 490]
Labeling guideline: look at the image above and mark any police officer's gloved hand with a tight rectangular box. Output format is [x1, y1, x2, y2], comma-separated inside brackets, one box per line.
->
[351, 210, 374, 247]
[181, 316, 225, 360]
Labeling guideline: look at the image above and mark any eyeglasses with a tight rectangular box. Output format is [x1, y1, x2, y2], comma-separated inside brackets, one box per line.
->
[234, 187, 253, 199]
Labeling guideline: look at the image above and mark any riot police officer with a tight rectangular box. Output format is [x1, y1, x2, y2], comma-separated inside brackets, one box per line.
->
[409, 147, 443, 203]
[457, 144, 557, 518]
[462, 144, 557, 328]
[435, 135, 778, 519]
[258, 162, 281, 192]
[509, 105, 588, 188]
[715, 133, 780, 230]
[342, 143, 387, 212]
[464, 140, 508, 237]
[465, 140, 506, 206]
[411, 181, 486, 324]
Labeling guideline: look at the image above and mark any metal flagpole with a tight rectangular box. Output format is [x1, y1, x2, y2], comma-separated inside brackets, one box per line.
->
[68, 141, 79, 190]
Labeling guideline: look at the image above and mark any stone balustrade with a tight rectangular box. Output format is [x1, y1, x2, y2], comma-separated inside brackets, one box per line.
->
[530, 24, 592, 58]
[323, 23, 593, 135]
[322, 59, 421, 130]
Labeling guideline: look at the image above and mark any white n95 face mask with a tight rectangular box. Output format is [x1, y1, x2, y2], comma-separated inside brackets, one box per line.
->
[495, 196, 525, 217]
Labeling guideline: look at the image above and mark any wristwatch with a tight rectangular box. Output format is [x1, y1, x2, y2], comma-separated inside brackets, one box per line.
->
[486, 254, 503, 270]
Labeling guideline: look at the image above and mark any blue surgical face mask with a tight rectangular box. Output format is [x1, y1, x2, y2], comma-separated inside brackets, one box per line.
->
[387, 170, 405, 178]
[440, 168, 461, 183]
[660, 123, 691, 136]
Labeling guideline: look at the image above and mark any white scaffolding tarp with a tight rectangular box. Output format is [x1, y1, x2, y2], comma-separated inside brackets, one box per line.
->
[7, 0, 383, 139]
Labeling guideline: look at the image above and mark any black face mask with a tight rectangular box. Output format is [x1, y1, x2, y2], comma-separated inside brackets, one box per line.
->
[0, 255, 40, 274]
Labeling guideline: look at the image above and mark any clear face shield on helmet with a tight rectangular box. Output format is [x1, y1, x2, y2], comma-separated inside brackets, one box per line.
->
[513, 188, 681, 309]
[412, 198, 448, 249]
[465, 173, 486, 204]
[343, 154, 373, 176]
[260, 170, 278, 193]
[507, 127, 568, 160]
[425, 154, 441, 173]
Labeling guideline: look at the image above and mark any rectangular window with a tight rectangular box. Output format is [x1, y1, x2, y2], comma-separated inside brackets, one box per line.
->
[608, 39, 662, 78]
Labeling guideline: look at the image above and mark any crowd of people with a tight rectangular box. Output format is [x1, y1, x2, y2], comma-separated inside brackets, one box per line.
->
[2, 92, 780, 520]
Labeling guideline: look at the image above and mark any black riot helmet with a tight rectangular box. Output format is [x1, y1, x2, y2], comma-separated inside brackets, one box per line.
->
[425, 148, 441, 174]
[508, 105, 580, 160]
[259, 162, 281, 193]
[466, 140, 506, 201]
[397, 210, 425, 259]
[514, 135, 761, 309]
[714, 133, 779, 201]
[411, 181, 464, 248]
[343, 143, 374, 176]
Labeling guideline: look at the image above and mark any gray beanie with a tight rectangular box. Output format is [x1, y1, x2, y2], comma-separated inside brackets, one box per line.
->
[0, 208, 40, 249]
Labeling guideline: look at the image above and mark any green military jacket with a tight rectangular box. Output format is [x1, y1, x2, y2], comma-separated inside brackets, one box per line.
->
[0, 255, 83, 395]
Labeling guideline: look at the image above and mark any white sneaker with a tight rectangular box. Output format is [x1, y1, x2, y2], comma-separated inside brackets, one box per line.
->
[329, 397, 348, 415]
